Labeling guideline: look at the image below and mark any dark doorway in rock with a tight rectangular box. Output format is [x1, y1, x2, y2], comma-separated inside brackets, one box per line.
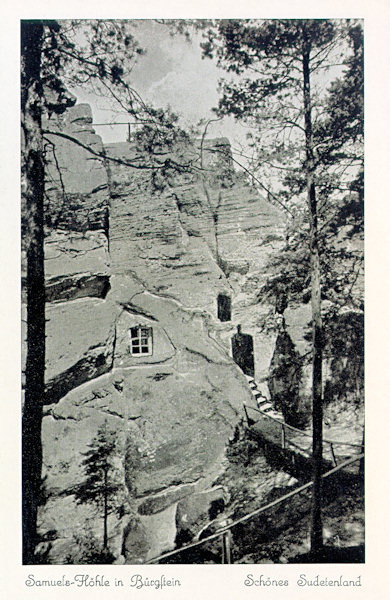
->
[217, 293, 231, 322]
[231, 325, 255, 377]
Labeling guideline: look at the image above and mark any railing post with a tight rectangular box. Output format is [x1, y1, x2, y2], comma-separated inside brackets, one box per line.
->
[243, 403, 250, 426]
[222, 531, 232, 564]
[330, 443, 337, 467]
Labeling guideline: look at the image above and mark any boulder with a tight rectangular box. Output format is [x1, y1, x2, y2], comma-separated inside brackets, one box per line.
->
[175, 487, 227, 545]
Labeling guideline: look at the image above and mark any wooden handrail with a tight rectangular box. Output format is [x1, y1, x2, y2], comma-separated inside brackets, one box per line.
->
[244, 404, 364, 449]
[145, 454, 363, 564]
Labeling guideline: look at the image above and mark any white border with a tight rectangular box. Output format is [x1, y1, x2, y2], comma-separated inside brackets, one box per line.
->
[1, 2, 390, 599]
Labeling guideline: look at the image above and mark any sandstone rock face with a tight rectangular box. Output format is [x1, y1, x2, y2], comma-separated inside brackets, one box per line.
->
[22, 106, 113, 399]
[268, 304, 364, 431]
[42, 230, 110, 302]
[105, 139, 285, 382]
[24, 103, 288, 564]
[25, 103, 363, 564]
[175, 487, 226, 545]
[22, 230, 110, 301]
[43, 104, 109, 232]
[268, 328, 308, 428]
[39, 348, 252, 562]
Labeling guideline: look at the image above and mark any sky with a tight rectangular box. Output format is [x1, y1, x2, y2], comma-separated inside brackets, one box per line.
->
[72, 20, 251, 147]
[70, 17, 353, 182]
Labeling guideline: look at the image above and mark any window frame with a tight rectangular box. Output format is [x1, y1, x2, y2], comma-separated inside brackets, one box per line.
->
[129, 326, 153, 356]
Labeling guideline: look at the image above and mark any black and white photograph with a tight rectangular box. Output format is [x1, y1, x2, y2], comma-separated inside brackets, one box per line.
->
[20, 16, 365, 567]
[2, 1, 390, 595]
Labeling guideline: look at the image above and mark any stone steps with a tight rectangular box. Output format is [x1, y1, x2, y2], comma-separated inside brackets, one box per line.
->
[244, 375, 284, 420]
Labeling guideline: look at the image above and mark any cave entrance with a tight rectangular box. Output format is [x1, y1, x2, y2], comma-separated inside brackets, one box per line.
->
[217, 293, 231, 322]
[231, 325, 255, 377]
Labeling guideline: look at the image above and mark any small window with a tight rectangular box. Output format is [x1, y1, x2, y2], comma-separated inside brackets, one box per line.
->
[130, 326, 153, 356]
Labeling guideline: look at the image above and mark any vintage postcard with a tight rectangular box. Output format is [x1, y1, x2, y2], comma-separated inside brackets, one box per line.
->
[1, 1, 390, 598]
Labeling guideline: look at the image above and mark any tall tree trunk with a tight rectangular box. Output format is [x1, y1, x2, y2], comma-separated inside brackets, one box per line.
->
[103, 469, 108, 549]
[21, 20, 45, 565]
[302, 32, 324, 554]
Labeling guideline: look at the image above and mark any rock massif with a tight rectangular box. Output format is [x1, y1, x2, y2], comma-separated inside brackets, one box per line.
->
[22, 104, 286, 563]
[22, 103, 363, 563]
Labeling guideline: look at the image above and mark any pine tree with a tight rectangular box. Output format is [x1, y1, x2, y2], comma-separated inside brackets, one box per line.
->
[200, 19, 363, 554]
[74, 422, 121, 550]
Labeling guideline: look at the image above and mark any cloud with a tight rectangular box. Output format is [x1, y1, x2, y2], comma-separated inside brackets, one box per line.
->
[72, 21, 244, 145]
[132, 26, 222, 124]
[147, 67, 219, 124]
